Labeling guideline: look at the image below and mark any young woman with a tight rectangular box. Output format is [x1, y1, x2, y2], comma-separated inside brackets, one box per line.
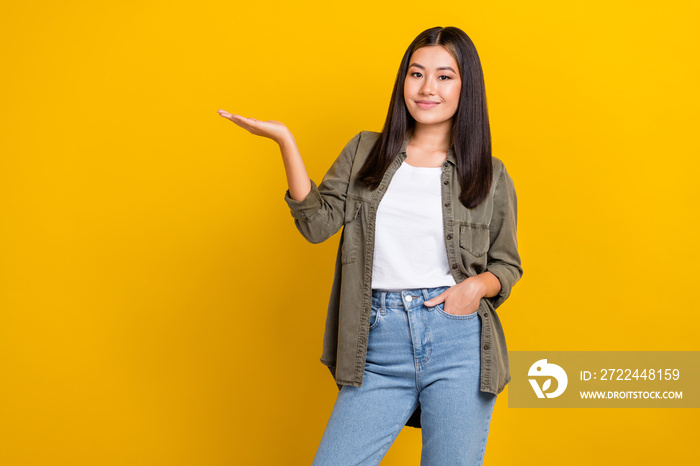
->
[219, 26, 522, 466]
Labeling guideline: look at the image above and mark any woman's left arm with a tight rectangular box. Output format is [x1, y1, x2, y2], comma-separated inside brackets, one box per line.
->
[482, 165, 523, 309]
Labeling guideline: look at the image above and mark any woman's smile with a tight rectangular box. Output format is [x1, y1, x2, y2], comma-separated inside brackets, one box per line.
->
[416, 100, 440, 109]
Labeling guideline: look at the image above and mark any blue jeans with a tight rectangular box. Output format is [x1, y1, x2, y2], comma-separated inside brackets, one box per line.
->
[312, 286, 497, 466]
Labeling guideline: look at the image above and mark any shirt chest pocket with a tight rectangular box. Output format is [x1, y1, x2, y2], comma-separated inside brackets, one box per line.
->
[459, 223, 490, 258]
[341, 198, 363, 265]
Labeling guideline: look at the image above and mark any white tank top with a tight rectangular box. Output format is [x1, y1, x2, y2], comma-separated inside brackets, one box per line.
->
[371, 161, 457, 290]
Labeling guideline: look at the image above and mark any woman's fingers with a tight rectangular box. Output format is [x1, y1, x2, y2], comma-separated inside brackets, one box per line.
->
[218, 110, 251, 124]
[218, 110, 261, 134]
[218, 109, 289, 143]
[424, 291, 448, 307]
[230, 117, 256, 131]
[232, 114, 257, 124]
[218, 110, 259, 127]
[218, 110, 254, 125]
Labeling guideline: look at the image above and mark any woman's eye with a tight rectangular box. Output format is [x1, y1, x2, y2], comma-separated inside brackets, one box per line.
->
[411, 72, 423, 78]
[438, 75, 452, 81]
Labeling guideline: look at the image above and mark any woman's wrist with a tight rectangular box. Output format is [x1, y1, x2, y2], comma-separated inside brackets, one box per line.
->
[475, 271, 501, 299]
[276, 129, 296, 148]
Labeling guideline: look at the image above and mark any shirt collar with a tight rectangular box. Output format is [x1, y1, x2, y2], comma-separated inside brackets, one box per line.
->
[398, 132, 457, 166]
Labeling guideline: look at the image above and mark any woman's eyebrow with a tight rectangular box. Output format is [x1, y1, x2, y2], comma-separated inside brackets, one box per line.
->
[408, 63, 457, 73]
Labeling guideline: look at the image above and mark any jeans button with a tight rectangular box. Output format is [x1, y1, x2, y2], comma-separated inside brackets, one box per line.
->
[406, 295, 413, 302]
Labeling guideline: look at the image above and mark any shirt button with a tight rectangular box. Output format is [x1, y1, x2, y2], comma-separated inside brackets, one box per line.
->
[444, 202, 450, 207]
[443, 180, 449, 185]
[483, 344, 490, 350]
[482, 312, 489, 318]
[443, 162, 449, 168]
[451, 264, 458, 270]
[446, 234, 453, 240]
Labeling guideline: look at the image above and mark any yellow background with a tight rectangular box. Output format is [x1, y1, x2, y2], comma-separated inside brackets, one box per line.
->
[1, 0, 698, 464]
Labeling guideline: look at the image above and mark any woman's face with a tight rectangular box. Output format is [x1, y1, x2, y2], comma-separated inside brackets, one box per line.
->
[403, 45, 462, 128]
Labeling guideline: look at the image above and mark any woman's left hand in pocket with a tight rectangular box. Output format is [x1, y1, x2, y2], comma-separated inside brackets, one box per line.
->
[424, 276, 487, 316]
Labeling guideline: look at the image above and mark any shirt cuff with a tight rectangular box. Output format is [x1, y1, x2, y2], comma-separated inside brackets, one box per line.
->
[283, 179, 322, 220]
[485, 262, 514, 309]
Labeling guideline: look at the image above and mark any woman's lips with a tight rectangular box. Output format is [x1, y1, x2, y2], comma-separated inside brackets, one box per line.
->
[416, 101, 439, 109]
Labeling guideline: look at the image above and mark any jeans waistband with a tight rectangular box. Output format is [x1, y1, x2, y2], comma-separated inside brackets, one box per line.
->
[371, 286, 451, 310]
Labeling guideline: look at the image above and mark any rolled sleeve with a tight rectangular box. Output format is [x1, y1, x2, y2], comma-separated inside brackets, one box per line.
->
[282, 132, 362, 244]
[284, 179, 323, 220]
[485, 164, 523, 309]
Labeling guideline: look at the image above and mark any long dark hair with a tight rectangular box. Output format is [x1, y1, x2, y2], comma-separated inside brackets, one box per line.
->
[357, 26, 493, 208]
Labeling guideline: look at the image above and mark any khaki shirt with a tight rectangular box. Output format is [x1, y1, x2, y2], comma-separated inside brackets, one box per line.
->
[284, 130, 523, 397]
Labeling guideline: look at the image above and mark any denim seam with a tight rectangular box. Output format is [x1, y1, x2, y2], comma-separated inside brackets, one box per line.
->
[476, 400, 496, 465]
[368, 306, 382, 331]
[434, 305, 480, 320]
[416, 306, 433, 373]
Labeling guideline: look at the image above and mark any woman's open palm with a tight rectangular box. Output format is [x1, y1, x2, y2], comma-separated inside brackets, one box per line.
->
[217, 110, 290, 144]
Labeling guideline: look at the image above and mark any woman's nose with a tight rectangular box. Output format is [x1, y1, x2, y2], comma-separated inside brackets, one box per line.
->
[420, 78, 435, 95]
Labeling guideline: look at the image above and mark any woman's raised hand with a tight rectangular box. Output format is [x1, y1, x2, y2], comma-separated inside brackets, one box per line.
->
[217, 110, 292, 145]
[218, 108, 311, 201]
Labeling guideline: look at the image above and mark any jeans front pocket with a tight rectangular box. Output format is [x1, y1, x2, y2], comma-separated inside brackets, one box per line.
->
[434, 302, 480, 320]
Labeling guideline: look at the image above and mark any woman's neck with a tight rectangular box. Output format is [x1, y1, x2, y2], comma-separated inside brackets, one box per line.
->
[410, 121, 452, 152]
[404, 121, 453, 167]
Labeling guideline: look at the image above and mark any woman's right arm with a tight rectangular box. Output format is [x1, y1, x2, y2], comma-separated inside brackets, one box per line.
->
[218, 109, 360, 244]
